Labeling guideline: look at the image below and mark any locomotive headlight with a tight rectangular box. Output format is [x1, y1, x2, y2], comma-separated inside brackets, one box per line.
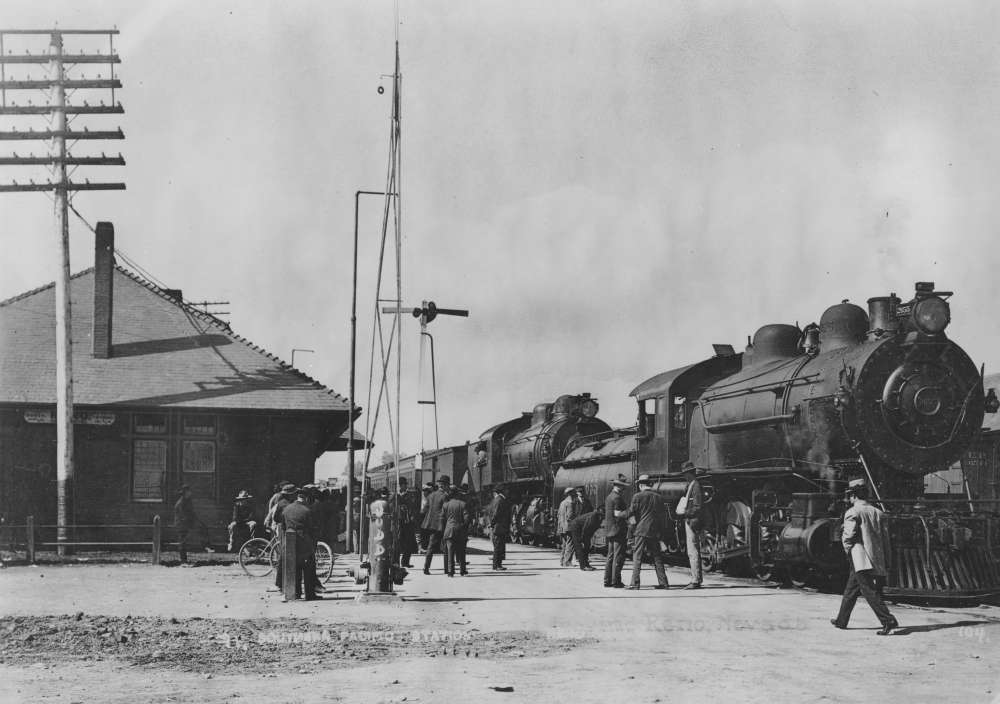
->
[913, 296, 950, 334]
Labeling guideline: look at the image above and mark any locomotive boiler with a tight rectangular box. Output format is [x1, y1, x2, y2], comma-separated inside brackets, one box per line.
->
[559, 282, 1000, 600]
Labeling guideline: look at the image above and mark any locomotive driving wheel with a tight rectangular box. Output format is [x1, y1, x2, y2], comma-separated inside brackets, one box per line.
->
[700, 532, 720, 572]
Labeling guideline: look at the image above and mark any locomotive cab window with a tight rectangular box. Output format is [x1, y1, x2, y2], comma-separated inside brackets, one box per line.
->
[673, 396, 687, 429]
[655, 396, 669, 438]
[638, 399, 656, 439]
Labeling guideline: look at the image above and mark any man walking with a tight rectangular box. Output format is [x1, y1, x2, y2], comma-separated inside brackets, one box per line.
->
[488, 486, 512, 570]
[173, 484, 197, 565]
[557, 487, 579, 566]
[679, 462, 705, 589]
[422, 475, 450, 574]
[442, 486, 470, 577]
[627, 475, 669, 589]
[831, 479, 899, 635]
[603, 476, 630, 588]
[418, 483, 433, 552]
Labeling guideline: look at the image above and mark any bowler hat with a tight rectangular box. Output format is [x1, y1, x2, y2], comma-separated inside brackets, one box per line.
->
[611, 478, 631, 488]
[437, 475, 451, 485]
[681, 461, 697, 474]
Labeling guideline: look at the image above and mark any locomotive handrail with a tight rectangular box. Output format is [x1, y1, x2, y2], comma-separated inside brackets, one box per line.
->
[698, 403, 799, 433]
[700, 371, 820, 402]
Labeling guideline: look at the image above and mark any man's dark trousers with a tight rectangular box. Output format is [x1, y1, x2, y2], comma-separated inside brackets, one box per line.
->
[630, 536, 669, 587]
[604, 537, 626, 586]
[423, 530, 443, 571]
[491, 533, 507, 568]
[834, 565, 894, 627]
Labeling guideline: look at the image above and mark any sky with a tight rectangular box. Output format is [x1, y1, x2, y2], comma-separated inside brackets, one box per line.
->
[2, 1, 999, 479]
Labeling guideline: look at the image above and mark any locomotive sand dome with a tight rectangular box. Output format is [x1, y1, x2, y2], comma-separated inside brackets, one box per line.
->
[559, 282, 1000, 600]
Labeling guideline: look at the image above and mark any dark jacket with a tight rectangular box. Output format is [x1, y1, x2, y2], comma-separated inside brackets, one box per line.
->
[629, 489, 668, 540]
[603, 489, 628, 540]
[232, 501, 255, 524]
[570, 510, 603, 543]
[441, 498, 470, 540]
[391, 491, 417, 528]
[173, 495, 196, 529]
[488, 494, 513, 537]
[278, 500, 317, 556]
[683, 478, 705, 530]
[421, 488, 448, 532]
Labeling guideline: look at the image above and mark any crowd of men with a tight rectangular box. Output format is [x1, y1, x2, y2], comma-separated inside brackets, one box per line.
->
[176, 459, 900, 633]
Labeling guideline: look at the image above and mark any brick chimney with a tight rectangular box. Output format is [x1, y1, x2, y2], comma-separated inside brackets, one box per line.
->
[92, 221, 115, 359]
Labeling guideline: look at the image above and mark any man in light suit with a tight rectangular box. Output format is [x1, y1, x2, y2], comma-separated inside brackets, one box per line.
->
[831, 479, 899, 635]
[679, 462, 705, 589]
[556, 487, 579, 566]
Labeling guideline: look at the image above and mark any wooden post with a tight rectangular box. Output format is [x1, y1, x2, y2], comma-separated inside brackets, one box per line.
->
[26, 515, 35, 564]
[49, 32, 75, 557]
[282, 529, 298, 601]
[151, 515, 161, 565]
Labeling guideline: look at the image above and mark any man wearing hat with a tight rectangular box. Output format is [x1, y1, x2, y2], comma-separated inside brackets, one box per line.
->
[173, 484, 198, 565]
[276, 487, 321, 601]
[441, 485, 470, 577]
[831, 479, 899, 635]
[488, 486, 513, 570]
[418, 482, 434, 553]
[268, 484, 297, 591]
[603, 476, 630, 588]
[227, 490, 257, 552]
[557, 487, 580, 566]
[390, 477, 418, 568]
[626, 475, 670, 589]
[422, 475, 450, 574]
[679, 462, 705, 589]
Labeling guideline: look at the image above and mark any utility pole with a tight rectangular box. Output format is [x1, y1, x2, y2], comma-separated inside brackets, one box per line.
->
[0, 29, 125, 555]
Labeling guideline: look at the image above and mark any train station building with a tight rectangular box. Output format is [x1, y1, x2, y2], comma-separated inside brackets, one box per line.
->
[0, 223, 360, 544]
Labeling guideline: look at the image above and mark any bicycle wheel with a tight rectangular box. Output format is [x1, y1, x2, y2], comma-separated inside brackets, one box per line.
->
[314, 541, 335, 582]
[239, 537, 274, 577]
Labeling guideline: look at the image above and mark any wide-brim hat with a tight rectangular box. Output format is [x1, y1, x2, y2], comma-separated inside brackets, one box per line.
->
[611, 478, 631, 488]
[563, 487, 575, 495]
[636, 474, 653, 484]
[844, 478, 866, 495]
[235, 490, 253, 500]
[281, 484, 298, 495]
[437, 475, 451, 485]
[422, 483, 434, 491]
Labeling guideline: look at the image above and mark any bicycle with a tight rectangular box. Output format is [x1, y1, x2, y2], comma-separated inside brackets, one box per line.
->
[238, 534, 335, 581]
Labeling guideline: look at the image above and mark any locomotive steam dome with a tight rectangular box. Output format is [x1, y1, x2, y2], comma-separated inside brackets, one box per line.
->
[819, 302, 868, 351]
[749, 324, 801, 364]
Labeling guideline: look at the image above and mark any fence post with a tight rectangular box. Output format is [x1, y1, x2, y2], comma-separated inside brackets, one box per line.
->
[26, 515, 35, 564]
[282, 529, 298, 601]
[152, 515, 161, 565]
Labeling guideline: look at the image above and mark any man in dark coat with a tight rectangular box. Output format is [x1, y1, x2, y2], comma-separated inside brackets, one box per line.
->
[603, 476, 630, 588]
[488, 486, 512, 570]
[569, 507, 603, 570]
[173, 484, 197, 565]
[441, 486, 470, 577]
[627, 475, 669, 589]
[421, 475, 450, 574]
[680, 462, 705, 589]
[227, 490, 257, 552]
[391, 477, 418, 568]
[275, 488, 321, 601]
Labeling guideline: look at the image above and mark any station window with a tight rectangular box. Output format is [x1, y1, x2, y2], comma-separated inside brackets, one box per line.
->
[182, 415, 216, 436]
[134, 413, 167, 434]
[182, 440, 216, 474]
[132, 439, 167, 502]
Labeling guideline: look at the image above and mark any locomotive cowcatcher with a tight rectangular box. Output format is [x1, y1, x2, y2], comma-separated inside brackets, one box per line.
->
[558, 282, 1000, 601]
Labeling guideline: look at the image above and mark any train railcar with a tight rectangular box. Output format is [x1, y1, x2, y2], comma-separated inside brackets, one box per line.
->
[469, 393, 611, 545]
[560, 282, 1000, 600]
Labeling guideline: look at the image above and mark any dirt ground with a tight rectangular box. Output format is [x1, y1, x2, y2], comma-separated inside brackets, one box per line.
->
[1, 539, 999, 704]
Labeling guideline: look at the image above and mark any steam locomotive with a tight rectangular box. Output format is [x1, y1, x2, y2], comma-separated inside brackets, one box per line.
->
[555, 282, 1000, 600]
